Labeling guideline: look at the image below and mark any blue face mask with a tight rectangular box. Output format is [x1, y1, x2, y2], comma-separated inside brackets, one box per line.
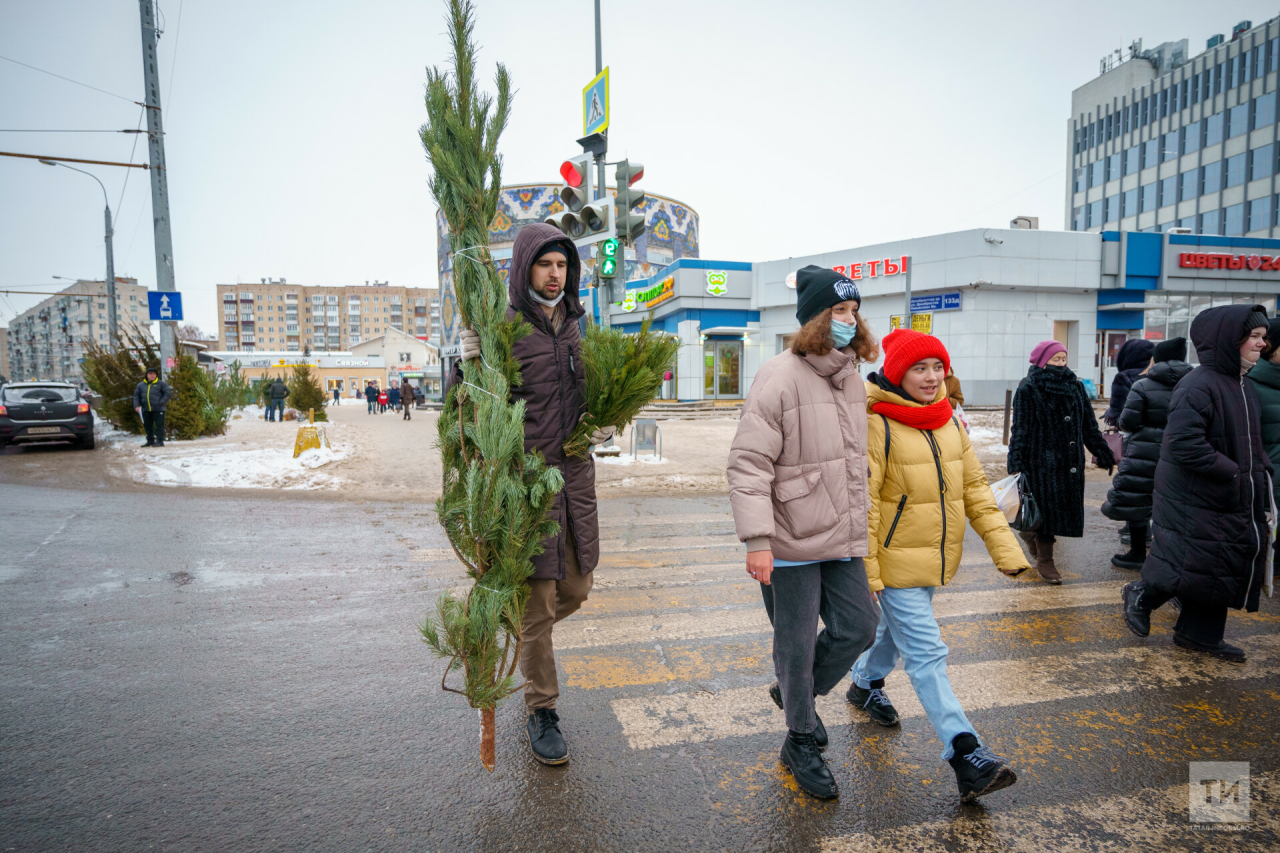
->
[830, 318, 857, 348]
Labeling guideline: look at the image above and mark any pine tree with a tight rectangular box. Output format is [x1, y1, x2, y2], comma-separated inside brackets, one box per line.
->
[288, 363, 328, 421]
[165, 353, 215, 440]
[417, 0, 563, 772]
[82, 324, 161, 434]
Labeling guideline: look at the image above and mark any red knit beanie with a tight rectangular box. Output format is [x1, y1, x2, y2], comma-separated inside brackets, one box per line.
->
[881, 329, 951, 385]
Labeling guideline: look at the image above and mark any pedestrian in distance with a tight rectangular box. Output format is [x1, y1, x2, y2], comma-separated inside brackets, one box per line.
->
[132, 367, 172, 447]
[1247, 319, 1280, 536]
[944, 368, 964, 409]
[269, 377, 290, 423]
[365, 382, 377, 414]
[1101, 338, 1192, 570]
[332, 386, 341, 406]
[377, 388, 388, 413]
[261, 380, 275, 420]
[1123, 305, 1273, 662]
[401, 380, 415, 420]
[455, 223, 614, 767]
[389, 384, 401, 412]
[1007, 341, 1115, 584]
[850, 329, 1029, 802]
[726, 265, 882, 801]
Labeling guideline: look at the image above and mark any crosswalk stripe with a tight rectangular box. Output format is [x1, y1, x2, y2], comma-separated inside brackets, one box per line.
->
[610, 633, 1280, 750]
[820, 771, 1276, 852]
[557, 580, 1127, 650]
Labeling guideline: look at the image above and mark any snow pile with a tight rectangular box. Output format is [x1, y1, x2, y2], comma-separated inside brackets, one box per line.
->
[597, 453, 668, 466]
[137, 442, 348, 490]
[968, 426, 1008, 454]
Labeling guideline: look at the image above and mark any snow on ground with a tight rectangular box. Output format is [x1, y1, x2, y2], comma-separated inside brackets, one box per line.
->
[967, 425, 1008, 455]
[596, 452, 669, 466]
[105, 408, 349, 490]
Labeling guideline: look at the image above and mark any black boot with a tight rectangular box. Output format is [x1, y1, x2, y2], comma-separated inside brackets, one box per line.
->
[769, 682, 826, 749]
[1110, 547, 1145, 571]
[526, 708, 569, 765]
[846, 681, 900, 727]
[948, 734, 1017, 802]
[780, 730, 838, 799]
[1173, 634, 1247, 663]
[1122, 581, 1152, 638]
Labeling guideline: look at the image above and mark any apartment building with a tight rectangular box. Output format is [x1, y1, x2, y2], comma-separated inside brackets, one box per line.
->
[6, 278, 150, 384]
[215, 279, 439, 353]
[0, 328, 9, 381]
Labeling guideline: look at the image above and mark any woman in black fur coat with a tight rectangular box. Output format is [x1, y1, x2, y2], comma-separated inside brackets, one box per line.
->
[1008, 341, 1115, 584]
[1101, 338, 1193, 570]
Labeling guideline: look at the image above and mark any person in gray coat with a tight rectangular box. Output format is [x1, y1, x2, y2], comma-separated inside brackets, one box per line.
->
[268, 378, 290, 422]
[132, 367, 173, 447]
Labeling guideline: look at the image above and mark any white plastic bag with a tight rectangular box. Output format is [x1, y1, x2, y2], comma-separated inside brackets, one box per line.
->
[992, 474, 1020, 523]
[953, 402, 970, 432]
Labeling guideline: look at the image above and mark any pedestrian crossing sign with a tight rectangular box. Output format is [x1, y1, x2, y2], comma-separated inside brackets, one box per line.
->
[583, 67, 610, 136]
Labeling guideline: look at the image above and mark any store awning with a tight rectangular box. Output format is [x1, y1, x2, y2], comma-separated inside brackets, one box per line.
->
[1097, 303, 1163, 311]
[700, 326, 755, 336]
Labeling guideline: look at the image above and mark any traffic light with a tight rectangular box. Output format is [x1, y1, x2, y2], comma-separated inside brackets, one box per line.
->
[614, 160, 646, 244]
[598, 238, 620, 279]
[546, 153, 615, 244]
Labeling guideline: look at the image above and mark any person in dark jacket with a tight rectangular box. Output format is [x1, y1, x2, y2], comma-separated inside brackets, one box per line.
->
[1103, 339, 1156, 426]
[455, 223, 614, 766]
[1123, 305, 1272, 663]
[268, 378, 289, 422]
[364, 382, 377, 414]
[1102, 338, 1192, 570]
[1246, 318, 1280, 514]
[388, 384, 401, 412]
[400, 380, 415, 420]
[132, 367, 173, 447]
[1007, 341, 1115, 584]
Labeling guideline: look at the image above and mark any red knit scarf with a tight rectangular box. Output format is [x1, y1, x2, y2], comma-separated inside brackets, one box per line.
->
[871, 397, 955, 430]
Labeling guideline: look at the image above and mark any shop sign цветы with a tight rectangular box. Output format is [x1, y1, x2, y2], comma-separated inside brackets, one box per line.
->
[1179, 252, 1280, 271]
[889, 313, 932, 333]
[834, 256, 908, 281]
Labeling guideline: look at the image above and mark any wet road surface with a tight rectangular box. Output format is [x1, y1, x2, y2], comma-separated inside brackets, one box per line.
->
[2, 457, 1278, 851]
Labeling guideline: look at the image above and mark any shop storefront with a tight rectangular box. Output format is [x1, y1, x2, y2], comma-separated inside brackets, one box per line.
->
[207, 351, 387, 393]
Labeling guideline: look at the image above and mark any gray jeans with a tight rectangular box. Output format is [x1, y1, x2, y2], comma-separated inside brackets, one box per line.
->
[760, 558, 879, 734]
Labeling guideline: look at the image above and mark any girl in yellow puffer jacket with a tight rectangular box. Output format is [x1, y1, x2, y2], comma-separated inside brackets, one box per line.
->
[846, 328, 1030, 803]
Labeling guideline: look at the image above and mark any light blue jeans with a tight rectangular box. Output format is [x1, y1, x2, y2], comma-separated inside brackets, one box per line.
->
[851, 585, 979, 759]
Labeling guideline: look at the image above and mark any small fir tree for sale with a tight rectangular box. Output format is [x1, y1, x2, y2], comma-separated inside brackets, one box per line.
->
[288, 363, 328, 421]
[417, 0, 563, 772]
[82, 323, 161, 434]
[165, 353, 226, 440]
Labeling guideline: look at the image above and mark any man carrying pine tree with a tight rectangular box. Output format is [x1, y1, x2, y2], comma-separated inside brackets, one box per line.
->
[456, 223, 616, 765]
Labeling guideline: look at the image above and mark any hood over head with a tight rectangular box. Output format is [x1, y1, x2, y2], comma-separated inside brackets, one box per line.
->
[1147, 358, 1194, 387]
[1190, 303, 1269, 377]
[1115, 339, 1155, 372]
[507, 223, 584, 329]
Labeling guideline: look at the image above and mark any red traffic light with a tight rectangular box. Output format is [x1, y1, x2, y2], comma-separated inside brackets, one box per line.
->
[560, 160, 584, 188]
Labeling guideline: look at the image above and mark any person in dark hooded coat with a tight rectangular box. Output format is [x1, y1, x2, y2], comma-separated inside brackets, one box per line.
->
[1103, 339, 1156, 426]
[1101, 337, 1193, 570]
[453, 223, 615, 766]
[1122, 305, 1272, 662]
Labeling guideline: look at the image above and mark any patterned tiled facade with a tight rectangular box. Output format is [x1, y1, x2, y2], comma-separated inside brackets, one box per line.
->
[435, 184, 699, 346]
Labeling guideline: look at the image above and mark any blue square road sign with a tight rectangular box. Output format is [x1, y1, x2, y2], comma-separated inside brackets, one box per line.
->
[148, 291, 184, 322]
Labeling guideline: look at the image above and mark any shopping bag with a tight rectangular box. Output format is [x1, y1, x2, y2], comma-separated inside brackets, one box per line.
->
[953, 403, 970, 432]
[991, 474, 1020, 523]
[1011, 473, 1043, 532]
[1093, 429, 1123, 468]
[1266, 473, 1277, 599]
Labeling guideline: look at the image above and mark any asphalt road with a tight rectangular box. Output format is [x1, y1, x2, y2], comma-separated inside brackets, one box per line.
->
[2, 446, 1279, 852]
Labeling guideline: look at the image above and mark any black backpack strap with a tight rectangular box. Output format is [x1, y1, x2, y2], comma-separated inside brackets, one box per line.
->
[880, 413, 890, 459]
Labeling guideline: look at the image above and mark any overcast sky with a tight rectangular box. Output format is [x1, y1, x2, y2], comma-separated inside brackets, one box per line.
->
[2, 0, 1275, 333]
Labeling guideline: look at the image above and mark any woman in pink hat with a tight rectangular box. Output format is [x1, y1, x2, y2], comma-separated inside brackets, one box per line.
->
[1007, 341, 1115, 582]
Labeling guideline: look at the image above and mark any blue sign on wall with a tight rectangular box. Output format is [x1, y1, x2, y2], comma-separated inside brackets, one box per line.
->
[147, 291, 183, 322]
[909, 291, 961, 313]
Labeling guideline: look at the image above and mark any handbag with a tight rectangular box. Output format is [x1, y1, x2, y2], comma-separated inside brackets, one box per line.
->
[1011, 472, 1043, 532]
[1092, 429, 1123, 468]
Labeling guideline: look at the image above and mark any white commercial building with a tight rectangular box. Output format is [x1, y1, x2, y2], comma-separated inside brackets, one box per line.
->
[350, 326, 441, 397]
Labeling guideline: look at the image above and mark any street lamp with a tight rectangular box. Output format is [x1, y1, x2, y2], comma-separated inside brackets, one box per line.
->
[39, 159, 118, 348]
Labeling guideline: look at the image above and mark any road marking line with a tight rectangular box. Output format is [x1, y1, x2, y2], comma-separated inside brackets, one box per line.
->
[820, 771, 1277, 852]
[558, 580, 1126, 650]
[610, 633, 1280, 750]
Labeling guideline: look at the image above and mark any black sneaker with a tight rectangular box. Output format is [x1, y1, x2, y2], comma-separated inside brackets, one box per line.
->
[846, 682, 900, 727]
[780, 730, 838, 800]
[1122, 581, 1151, 638]
[948, 736, 1017, 802]
[768, 682, 827, 749]
[1110, 550, 1144, 571]
[1173, 634, 1247, 663]
[526, 709, 568, 765]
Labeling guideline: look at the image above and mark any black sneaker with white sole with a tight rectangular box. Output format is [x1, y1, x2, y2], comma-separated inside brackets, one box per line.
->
[947, 735, 1017, 802]
[768, 682, 827, 749]
[845, 681, 900, 727]
[527, 708, 568, 765]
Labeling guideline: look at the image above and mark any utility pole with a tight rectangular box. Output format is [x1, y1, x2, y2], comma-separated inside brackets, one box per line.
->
[139, 0, 178, 375]
[592, 0, 613, 327]
[594, 0, 606, 200]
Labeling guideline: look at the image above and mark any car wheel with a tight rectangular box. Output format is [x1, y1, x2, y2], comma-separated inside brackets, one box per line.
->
[80, 434, 96, 451]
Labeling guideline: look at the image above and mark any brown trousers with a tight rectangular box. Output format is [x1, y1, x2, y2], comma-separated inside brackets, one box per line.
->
[520, 539, 593, 711]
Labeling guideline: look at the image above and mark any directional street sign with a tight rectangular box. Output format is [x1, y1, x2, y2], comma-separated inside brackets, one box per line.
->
[583, 67, 610, 136]
[909, 291, 962, 313]
[147, 291, 183, 322]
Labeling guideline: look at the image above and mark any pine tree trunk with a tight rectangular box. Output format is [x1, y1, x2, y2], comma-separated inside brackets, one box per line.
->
[480, 706, 496, 772]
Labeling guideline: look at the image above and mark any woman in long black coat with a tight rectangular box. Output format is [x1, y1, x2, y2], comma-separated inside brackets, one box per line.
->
[1123, 305, 1272, 662]
[1101, 337, 1193, 570]
[1008, 341, 1115, 584]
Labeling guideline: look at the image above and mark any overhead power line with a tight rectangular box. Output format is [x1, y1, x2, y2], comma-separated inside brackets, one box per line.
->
[0, 129, 146, 133]
[0, 54, 138, 104]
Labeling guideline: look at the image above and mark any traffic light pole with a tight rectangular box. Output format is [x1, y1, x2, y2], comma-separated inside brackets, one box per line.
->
[593, 0, 612, 328]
